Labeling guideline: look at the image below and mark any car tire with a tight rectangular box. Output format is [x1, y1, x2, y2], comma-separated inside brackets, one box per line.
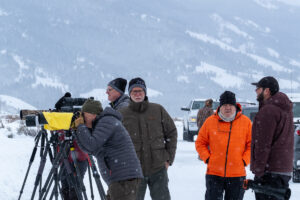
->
[183, 130, 188, 141]
[293, 167, 300, 183]
[187, 131, 194, 142]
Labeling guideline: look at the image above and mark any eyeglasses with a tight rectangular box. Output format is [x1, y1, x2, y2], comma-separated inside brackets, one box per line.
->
[131, 90, 144, 95]
[106, 88, 114, 92]
[255, 87, 262, 92]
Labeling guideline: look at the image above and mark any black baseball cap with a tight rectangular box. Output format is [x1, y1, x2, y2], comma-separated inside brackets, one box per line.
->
[251, 76, 279, 95]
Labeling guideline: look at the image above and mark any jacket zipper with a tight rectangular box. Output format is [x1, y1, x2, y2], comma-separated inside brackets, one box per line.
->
[224, 122, 233, 177]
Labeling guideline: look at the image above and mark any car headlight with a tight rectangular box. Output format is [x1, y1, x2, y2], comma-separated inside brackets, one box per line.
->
[189, 117, 197, 122]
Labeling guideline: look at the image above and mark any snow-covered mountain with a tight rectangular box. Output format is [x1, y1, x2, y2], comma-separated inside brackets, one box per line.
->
[1, 0, 300, 116]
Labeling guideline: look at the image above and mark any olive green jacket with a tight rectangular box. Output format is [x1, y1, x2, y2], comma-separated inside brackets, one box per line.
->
[119, 99, 177, 176]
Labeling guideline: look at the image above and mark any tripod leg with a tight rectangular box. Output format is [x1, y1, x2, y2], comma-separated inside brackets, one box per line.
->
[42, 174, 54, 200]
[89, 155, 107, 200]
[39, 129, 47, 200]
[39, 141, 66, 200]
[31, 132, 51, 200]
[87, 163, 95, 200]
[18, 131, 42, 200]
[62, 158, 84, 200]
[70, 150, 88, 200]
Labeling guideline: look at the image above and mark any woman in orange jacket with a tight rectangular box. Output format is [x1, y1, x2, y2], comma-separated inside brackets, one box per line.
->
[195, 91, 252, 200]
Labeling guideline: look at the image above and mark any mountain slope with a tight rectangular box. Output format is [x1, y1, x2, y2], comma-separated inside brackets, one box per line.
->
[1, 0, 300, 116]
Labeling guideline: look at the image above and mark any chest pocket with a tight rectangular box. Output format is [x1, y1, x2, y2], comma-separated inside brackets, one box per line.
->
[147, 118, 164, 141]
[123, 117, 140, 142]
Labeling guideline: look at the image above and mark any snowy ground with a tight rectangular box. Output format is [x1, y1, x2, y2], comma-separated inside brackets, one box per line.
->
[0, 121, 299, 200]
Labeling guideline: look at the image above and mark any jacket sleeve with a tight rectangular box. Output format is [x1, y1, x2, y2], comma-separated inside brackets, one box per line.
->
[242, 119, 252, 166]
[195, 121, 210, 163]
[252, 106, 278, 177]
[161, 106, 177, 166]
[75, 120, 114, 155]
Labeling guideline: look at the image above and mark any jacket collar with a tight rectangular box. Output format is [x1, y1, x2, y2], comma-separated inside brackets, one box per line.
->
[215, 103, 242, 122]
[129, 96, 149, 113]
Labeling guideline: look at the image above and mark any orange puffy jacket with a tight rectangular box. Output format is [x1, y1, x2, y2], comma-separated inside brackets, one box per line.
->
[195, 104, 252, 177]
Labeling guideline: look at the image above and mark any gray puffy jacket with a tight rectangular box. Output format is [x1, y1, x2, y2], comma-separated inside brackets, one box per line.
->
[75, 107, 143, 185]
[110, 94, 130, 111]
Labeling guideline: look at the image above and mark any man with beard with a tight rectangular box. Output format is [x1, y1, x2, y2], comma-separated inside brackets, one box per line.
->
[251, 76, 294, 200]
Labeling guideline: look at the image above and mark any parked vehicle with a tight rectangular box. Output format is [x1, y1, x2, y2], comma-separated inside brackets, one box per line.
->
[293, 101, 300, 183]
[240, 102, 258, 121]
[181, 100, 258, 142]
[181, 99, 219, 142]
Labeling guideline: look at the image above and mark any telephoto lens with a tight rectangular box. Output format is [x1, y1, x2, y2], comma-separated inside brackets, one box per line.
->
[25, 115, 38, 127]
[25, 113, 48, 127]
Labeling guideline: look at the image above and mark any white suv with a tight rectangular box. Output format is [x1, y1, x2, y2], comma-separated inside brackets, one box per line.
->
[181, 99, 219, 141]
[293, 101, 300, 182]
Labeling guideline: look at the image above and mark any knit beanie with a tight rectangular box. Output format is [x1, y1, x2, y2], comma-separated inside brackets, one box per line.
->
[108, 78, 127, 94]
[219, 91, 236, 107]
[82, 99, 103, 115]
[128, 77, 147, 95]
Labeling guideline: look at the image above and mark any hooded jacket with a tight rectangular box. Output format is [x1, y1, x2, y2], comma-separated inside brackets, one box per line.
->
[197, 106, 214, 129]
[195, 103, 252, 177]
[250, 92, 294, 177]
[75, 107, 143, 185]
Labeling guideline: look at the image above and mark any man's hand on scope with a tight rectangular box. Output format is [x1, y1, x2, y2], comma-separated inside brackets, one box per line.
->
[74, 113, 85, 128]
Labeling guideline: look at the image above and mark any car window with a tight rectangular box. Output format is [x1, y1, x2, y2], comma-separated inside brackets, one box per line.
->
[293, 102, 300, 118]
[242, 107, 258, 121]
[192, 101, 219, 110]
[212, 102, 219, 110]
[192, 101, 205, 109]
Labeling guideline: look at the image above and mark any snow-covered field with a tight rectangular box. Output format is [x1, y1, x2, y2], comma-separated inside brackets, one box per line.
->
[0, 121, 299, 199]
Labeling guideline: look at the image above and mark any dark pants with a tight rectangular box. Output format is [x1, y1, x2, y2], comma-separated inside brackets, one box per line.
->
[254, 173, 291, 200]
[61, 159, 88, 200]
[205, 174, 245, 200]
[137, 167, 170, 200]
[107, 178, 141, 200]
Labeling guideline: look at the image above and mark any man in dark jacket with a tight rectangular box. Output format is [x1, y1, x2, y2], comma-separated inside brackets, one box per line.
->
[251, 76, 294, 200]
[75, 99, 143, 200]
[119, 77, 177, 200]
[107, 77, 130, 110]
[196, 98, 214, 129]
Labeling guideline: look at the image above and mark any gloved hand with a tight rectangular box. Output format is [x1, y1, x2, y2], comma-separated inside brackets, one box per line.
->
[205, 157, 210, 164]
[254, 174, 267, 186]
[75, 116, 84, 128]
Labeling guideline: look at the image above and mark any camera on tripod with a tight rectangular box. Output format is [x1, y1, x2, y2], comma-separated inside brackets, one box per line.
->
[18, 95, 107, 200]
[20, 97, 88, 128]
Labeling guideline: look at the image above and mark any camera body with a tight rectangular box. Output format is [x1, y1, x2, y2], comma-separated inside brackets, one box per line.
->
[59, 97, 87, 112]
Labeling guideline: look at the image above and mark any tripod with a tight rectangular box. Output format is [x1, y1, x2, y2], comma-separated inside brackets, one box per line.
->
[18, 127, 51, 200]
[18, 127, 107, 200]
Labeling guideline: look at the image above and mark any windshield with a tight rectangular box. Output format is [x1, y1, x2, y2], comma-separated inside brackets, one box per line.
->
[192, 101, 219, 110]
[242, 107, 258, 121]
[293, 102, 300, 118]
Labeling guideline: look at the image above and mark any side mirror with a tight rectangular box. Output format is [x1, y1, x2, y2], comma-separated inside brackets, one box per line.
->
[181, 107, 190, 111]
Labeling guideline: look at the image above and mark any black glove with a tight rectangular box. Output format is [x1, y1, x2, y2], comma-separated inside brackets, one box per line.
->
[205, 157, 210, 164]
[254, 175, 267, 186]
